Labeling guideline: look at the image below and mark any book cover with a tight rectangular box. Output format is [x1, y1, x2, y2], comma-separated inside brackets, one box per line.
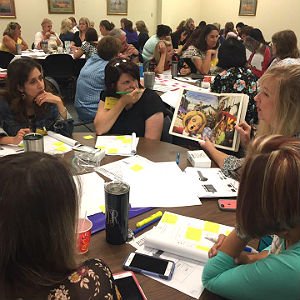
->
[169, 89, 249, 152]
[144, 211, 233, 263]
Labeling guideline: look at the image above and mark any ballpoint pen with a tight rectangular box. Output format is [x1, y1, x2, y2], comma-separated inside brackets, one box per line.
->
[116, 91, 131, 95]
[136, 211, 163, 228]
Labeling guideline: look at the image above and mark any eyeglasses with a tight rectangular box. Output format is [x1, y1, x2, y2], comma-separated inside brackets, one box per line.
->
[112, 59, 128, 67]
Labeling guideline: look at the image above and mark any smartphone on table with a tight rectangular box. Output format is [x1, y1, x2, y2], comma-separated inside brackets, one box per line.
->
[218, 199, 237, 211]
[113, 271, 147, 300]
[123, 252, 175, 280]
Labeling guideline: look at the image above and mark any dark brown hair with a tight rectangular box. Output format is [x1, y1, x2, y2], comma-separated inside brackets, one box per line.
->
[0, 152, 78, 297]
[97, 36, 121, 61]
[237, 135, 300, 238]
[104, 58, 142, 97]
[272, 30, 300, 59]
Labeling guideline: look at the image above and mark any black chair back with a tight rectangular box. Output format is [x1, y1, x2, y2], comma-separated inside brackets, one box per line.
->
[0, 51, 15, 69]
[43, 54, 75, 79]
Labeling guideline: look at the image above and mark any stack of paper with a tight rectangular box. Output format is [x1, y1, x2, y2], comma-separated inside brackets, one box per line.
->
[184, 167, 239, 198]
[95, 134, 139, 156]
[95, 155, 201, 208]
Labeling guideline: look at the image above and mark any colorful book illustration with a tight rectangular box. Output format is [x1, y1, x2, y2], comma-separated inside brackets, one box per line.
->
[144, 211, 233, 263]
[95, 134, 139, 156]
[169, 89, 249, 152]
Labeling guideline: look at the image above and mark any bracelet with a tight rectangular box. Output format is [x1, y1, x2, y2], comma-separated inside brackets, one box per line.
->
[59, 106, 67, 116]
[235, 224, 251, 242]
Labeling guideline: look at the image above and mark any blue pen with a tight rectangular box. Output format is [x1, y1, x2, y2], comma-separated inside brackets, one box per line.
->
[133, 217, 161, 235]
[176, 152, 180, 165]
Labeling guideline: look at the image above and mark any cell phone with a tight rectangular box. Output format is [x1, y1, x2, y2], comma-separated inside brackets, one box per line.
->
[113, 271, 147, 300]
[218, 199, 237, 211]
[123, 252, 175, 280]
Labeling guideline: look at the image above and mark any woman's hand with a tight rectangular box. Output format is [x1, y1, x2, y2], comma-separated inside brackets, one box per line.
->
[13, 128, 31, 145]
[34, 91, 62, 106]
[158, 41, 167, 54]
[199, 137, 215, 153]
[208, 234, 226, 258]
[120, 88, 144, 106]
[235, 121, 251, 148]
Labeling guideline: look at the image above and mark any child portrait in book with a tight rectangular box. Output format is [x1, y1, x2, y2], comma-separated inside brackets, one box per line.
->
[169, 89, 248, 152]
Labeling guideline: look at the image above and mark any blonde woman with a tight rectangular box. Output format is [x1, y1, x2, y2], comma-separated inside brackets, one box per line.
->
[34, 18, 62, 49]
[0, 22, 28, 54]
[151, 40, 173, 74]
[72, 17, 90, 48]
[59, 18, 74, 48]
[200, 64, 300, 178]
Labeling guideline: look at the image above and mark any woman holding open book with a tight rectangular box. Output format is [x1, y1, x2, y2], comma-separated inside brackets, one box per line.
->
[202, 135, 300, 300]
[200, 64, 300, 178]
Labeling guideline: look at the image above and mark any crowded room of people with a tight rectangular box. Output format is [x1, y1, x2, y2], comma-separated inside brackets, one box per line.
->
[1, 0, 300, 299]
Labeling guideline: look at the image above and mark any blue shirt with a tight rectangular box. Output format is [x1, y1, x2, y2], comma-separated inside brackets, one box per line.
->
[74, 54, 108, 119]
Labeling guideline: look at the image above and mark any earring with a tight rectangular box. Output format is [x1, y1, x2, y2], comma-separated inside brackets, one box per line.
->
[21, 93, 25, 99]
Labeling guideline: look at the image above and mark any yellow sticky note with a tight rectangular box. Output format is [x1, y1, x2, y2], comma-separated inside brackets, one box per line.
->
[107, 148, 118, 154]
[53, 141, 64, 146]
[225, 229, 232, 236]
[55, 145, 67, 152]
[36, 128, 47, 135]
[185, 227, 202, 241]
[104, 97, 119, 110]
[161, 212, 178, 224]
[99, 204, 105, 213]
[196, 245, 210, 252]
[204, 221, 220, 234]
[130, 164, 143, 172]
[116, 135, 127, 140]
[83, 135, 94, 140]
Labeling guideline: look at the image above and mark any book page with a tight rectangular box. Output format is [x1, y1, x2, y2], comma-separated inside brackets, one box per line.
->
[169, 89, 249, 152]
[144, 212, 233, 263]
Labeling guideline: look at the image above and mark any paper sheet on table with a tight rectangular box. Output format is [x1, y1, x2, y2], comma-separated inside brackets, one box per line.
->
[96, 157, 201, 207]
[153, 77, 197, 93]
[129, 231, 204, 299]
[184, 167, 239, 198]
[43, 135, 73, 154]
[95, 135, 139, 156]
[74, 172, 105, 217]
[0, 144, 23, 157]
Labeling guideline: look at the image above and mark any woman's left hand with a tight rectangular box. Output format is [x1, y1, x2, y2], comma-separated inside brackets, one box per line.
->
[34, 91, 62, 106]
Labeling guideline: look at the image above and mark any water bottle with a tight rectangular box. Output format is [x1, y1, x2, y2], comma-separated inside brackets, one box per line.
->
[171, 61, 178, 78]
[16, 44, 22, 55]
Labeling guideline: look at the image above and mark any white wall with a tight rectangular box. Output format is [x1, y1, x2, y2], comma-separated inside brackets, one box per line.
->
[0, 0, 158, 47]
[1, 0, 300, 48]
[199, 0, 300, 41]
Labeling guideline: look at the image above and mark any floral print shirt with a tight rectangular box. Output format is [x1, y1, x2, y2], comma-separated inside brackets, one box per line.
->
[47, 259, 121, 300]
[211, 67, 258, 125]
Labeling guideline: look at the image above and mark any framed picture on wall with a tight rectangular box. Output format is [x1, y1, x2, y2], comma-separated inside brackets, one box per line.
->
[0, 0, 16, 18]
[107, 0, 128, 15]
[48, 0, 75, 14]
[239, 0, 257, 16]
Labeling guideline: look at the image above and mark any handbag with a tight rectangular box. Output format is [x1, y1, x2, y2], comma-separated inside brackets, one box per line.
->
[52, 118, 74, 138]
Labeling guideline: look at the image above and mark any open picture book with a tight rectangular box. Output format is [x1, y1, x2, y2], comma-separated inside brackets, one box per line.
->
[169, 89, 249, 152]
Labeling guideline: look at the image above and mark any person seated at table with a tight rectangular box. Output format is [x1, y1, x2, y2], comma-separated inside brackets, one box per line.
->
[94, 58, 165, 140]
[34, 18, 62, 50]
[109, 28, 139, 63]
[59, 18, 75, 48]
[73, 27, 98, 60]
[135, 20, 149, 52]
[123, 19, 138, 48]
[211, 37, 258, 125]
[71, 17, 90, 48]
[181, 24, 219, 75]
[245, 28, 271, 78]
[0, 58, 72, 145]
[74, 36, 121, 122]
[202, 135, 300, 300]
[142, 24, 172, 64]
[99, 19, 115, 39]
[0, 152, 121, 299]
[268, 29, 300, 68]
[0, 22, 28, 54]
[69, 16, 79, 33]
[149, 40, 173, 74]
[171, 26, 189, 49]
[200, 64, 300, 178]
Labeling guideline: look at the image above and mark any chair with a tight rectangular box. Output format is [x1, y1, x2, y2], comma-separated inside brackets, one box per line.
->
[0, 51, 15, 69]
[43, 54, 76, 102]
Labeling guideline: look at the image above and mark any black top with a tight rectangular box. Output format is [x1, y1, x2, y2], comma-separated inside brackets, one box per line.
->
[137, 32, 149, 52]
[73, 31, 83, 47]
[101, 88, 165, 137]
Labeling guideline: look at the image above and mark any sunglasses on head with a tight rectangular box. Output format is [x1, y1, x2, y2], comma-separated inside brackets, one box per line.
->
[112, 59, 128, 67]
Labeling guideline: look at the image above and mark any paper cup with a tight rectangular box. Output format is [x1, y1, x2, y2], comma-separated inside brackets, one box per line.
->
[77, 218, 93, 254]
